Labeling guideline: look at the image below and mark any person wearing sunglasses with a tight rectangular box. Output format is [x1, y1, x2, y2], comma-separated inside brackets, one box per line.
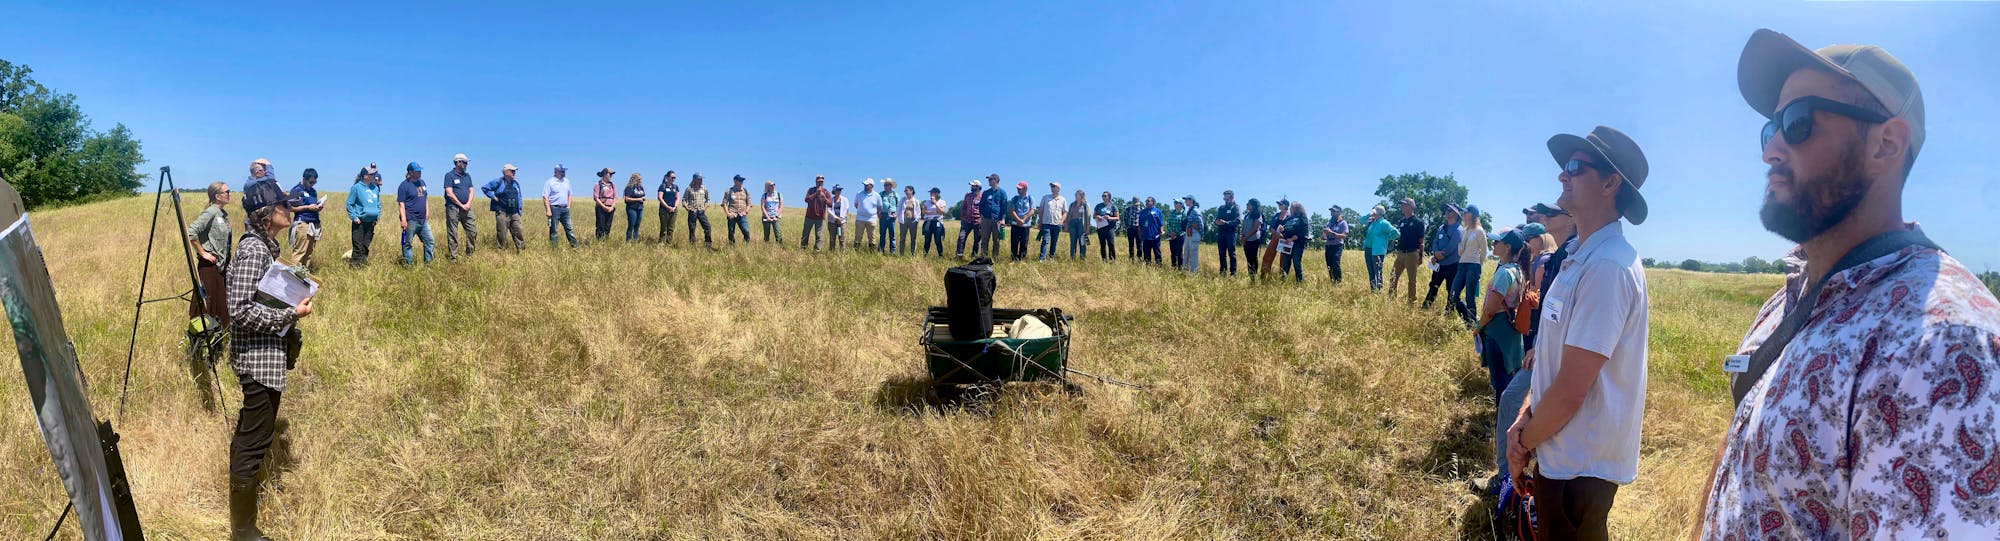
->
[1503, 124, 1650, 541]
[1696, 30, 2000, 539]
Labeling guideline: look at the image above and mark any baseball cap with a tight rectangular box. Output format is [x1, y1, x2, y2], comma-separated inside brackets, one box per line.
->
[453, 153, 469, 163]
[1547, 126, 1650, 225]
[1522, 222, 1547, 237]
[1398, 197, 1414, 206]
[929, 187, 941, 194]
[502, 164, 518, 172]
[987, 174, 1000, 181]
[1738, 29, 1923, 162]
[1015, 181, 1028, 190]
[733, 175, 746, 182]
[1531, 202, 1564, 216]
[832, 184, 843, 192]
[1464, 204, 1480, 217]
[555, 163, 567, 173]
[1494, 229, 1525, 252]
[407, 162, 422, 172]
[968, 180, 981, 187]
[598, 167, 615, 177]
[863, 178, 875, 185]
[1049, 181, 1060, 189]
[240, 179, 289, 214]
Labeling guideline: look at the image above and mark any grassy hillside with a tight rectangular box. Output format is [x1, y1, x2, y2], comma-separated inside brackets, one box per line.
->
[1, 192, 1774, 539]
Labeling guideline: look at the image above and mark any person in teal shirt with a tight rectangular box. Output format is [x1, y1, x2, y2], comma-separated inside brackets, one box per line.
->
[1363, 205, 1397, 291]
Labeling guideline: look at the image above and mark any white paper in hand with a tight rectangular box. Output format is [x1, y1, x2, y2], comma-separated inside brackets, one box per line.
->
[256, 263, 317, 309]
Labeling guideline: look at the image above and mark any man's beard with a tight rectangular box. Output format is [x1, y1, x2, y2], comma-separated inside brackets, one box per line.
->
[1760, 142, 1871, 244]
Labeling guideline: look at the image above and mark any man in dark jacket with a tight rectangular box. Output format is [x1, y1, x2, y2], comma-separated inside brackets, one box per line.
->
[480, 164, 526, 251]
[1213, 190, 1241, 275]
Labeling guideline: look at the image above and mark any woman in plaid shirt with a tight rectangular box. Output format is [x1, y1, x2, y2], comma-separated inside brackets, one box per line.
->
[225, 180, 316, 540]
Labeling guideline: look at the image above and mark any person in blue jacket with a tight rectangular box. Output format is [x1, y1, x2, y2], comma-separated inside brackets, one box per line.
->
[977, 174, 1008, 258]
[480, 164, 526, 251]
[1138, 197, 1164, 265]
[344, 164, 383, 266]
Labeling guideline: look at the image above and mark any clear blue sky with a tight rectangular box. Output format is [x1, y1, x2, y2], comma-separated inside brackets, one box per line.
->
[4, 1, 1996, 269]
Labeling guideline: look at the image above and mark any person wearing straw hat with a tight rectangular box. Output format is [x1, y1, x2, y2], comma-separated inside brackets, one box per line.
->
[761, 179, 785, 244]
[222, 178, 314, 541]
[802, 175, 830, 251]
[441, 153, 478, 260]
[544, 164, 580, 249]
[480, 164, 526, 251]
[1322, 204, 1348, 283]
[591, 167, 618, 240]
[723, 174, 753, 245]
[1503, 124, 1651, 541]
[396, 162, 435, 265]
[655, 171, 680, 244]
[955, 180, 983, 258]
[623, 172, 648, 242]
[1696, 29, 2000, 539]
[683, 173, 713, 247]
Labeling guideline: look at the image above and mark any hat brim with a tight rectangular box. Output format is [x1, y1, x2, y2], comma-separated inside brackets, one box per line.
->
[1738, 29, 1854, 119]
[1549, 133, 1648, 225]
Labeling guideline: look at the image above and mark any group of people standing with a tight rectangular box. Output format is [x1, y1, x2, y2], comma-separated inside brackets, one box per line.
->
[175, 29, 2000, 541]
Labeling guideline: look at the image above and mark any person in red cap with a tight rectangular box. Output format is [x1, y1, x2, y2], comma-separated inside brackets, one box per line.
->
[1696, 29, 2000, 539]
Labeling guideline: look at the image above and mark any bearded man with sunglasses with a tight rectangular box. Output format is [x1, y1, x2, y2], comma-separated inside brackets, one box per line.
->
[1503, 124, 1651, 541]
[1694, 30, 2000, 539]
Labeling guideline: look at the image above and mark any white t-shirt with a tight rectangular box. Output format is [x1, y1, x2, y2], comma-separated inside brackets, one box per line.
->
[1529, 221, 1647, 485]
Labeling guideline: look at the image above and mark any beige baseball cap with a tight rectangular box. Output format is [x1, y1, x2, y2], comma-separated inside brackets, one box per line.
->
[1738, 28, 1924, 161]
[252, 158, 271, 166]
[502, 164, 518, 172]
[453, 153, 469, 163]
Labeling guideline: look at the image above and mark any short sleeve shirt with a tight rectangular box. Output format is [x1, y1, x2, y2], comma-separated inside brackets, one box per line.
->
[396, 179, 429, 221]
[1528, 221, 1648, 484]
[624, 184, 647, 210]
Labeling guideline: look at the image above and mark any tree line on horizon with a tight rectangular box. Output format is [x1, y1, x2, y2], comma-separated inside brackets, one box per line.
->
[0, 58, 147, 209]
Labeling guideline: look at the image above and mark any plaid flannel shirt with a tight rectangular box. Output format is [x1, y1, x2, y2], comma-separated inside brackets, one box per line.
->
[227, 232, 297, 391]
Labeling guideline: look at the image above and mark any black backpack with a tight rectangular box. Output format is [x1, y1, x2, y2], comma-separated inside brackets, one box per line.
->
[944, 257, 997, 340]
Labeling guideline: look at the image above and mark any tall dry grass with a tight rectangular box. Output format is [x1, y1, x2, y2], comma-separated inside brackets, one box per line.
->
[0, 192, 1772, 539]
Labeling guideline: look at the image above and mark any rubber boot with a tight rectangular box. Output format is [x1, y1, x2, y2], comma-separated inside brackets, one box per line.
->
[229, 478, 272, 541]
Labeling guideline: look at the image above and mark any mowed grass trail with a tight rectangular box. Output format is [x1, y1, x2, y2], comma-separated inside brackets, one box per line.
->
[1, 192, 1776, 539]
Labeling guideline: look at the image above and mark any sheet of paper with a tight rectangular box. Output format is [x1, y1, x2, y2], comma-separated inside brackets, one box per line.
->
[257, 262, 317, 308]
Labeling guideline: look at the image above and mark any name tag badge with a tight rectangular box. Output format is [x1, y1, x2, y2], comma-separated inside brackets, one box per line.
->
[1723, 355, 1751, 373]
[1544, 297, 1564, 323]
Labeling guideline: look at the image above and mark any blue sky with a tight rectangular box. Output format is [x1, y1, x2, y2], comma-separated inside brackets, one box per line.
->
[4, 1, 1996, 269]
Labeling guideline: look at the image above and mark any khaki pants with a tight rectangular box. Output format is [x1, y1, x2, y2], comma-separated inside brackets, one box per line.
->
[493, 212, 525, 250]
[856, 220, 877, 251]
[288, 221, 319, 270]
[1389, 250, 1422, 302]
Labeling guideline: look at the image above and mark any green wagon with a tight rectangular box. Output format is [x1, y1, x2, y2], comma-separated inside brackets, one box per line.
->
[920, 307, 1072, 385]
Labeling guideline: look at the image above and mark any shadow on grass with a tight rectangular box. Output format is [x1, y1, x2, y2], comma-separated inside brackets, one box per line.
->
[874, 374, 1082, 415]
[1398, 367, 1496, 483]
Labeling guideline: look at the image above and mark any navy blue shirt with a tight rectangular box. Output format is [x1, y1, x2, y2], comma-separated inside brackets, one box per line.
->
[1214, 202, 1240, 233]
[397, 178, 429, 221]
[288, 182, 320, 224]
[657, 181, 679, 209]
[442, 168, 475, 208]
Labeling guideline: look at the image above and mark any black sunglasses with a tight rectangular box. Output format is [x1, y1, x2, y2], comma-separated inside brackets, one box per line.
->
[1761, 95, 1891, 148]
[1562, 158, 1612, 177]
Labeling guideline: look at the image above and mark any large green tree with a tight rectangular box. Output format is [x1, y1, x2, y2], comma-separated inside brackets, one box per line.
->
[0, 59, 147, 208]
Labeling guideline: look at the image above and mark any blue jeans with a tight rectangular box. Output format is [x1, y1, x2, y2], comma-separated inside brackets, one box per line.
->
[1365, 252, 1385, 290]
[1278, 245, 1304, 282]
[1039, 224, 1061, 260]
[1451, 262, 1483, 326]
[923, 221, 946, 256]
[1067, 222, 1088, 258]
[878, 220, 897, 253]
[400, 219, 434, 264]
[1495, 366, 1532, 477]
[548, 206, 578, 247]
[726, 215, 751, 244]
[624, 206, 643, 241]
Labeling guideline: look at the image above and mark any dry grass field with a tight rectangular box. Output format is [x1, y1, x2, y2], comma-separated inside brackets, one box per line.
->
[1, 192, 1776, 539]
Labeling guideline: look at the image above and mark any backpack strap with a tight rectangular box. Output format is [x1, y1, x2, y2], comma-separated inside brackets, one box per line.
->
[1730, 229, 1939, 405]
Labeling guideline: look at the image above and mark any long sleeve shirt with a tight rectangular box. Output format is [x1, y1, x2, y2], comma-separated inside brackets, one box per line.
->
[481, 177, 523, 214]
[1139, 207, 1164, 241]
[803, 187, 830, 220]
[978, 187, 1007, 220]
[683, 186, 709, 212]
[188, 205, 234, 266]
[226, 233, 297, 391]
[877, 191, 902, 222]
[346, 181, 381, 222]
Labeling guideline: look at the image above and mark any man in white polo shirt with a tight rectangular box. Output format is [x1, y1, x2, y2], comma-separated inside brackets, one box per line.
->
[1505, 125, 1650, 541]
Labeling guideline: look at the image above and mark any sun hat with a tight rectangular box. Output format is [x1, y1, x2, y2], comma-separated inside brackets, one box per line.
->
[1547, 125, 1650, 225]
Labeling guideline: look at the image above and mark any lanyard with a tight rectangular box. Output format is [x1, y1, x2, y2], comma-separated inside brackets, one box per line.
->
[1731, 229, 1939, 405]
